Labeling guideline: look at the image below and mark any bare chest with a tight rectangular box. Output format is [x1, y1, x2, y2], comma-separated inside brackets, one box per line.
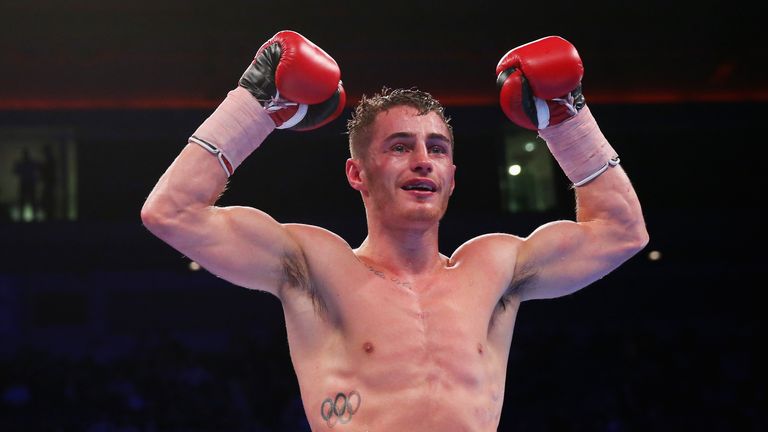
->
[285, 258, 516, 431]
[336, 271, 505, 388]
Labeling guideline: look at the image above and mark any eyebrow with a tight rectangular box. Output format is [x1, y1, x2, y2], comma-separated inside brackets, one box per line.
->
[383, 132, 415, 143]
[427, 133, 452, 145]
[383, 132, 452, 145]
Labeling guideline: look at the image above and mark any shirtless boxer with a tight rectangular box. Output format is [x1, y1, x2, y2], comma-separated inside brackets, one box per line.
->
[141, 30, 648, 431]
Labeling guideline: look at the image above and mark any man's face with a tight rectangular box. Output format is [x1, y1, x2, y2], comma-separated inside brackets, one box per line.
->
[347, 105, 456, 226]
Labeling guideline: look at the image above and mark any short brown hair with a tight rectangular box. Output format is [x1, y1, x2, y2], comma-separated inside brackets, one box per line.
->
[347, 87, 453, 158]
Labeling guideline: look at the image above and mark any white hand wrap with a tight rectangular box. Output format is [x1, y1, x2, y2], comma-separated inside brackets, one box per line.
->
[189, 86, 276, 177]
[537, 105, 620, 187]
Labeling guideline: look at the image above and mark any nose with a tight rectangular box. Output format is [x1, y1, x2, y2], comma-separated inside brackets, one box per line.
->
[410, 145, 433, 174]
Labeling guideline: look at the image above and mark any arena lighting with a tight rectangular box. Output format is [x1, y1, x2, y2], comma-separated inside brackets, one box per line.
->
[189, 261, 201, 271]
[648, 250, 662, 261]
[508, 164, 522, 176]
[4, 89, 768, 110]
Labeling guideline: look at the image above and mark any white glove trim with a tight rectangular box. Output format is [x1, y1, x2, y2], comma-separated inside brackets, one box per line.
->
[265, 90, 308, 130]
[534, 97, 550, 129]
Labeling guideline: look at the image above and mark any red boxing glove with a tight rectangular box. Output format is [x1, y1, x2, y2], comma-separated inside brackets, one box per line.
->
[240, 30, 346, 131]
[189, 31, 345, 178]
[496, 36, 584, 130]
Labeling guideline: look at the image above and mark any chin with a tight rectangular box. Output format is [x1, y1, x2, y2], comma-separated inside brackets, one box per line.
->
[371, 194, 451, 226]
[402, 203, 448, 224]
[405, 211, 439, 224]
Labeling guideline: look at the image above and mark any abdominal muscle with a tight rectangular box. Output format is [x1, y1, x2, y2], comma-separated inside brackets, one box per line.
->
[283, 273, 513, 432]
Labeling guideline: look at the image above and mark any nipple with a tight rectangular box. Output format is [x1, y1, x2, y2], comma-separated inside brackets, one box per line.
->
[363, 342, 375, 354]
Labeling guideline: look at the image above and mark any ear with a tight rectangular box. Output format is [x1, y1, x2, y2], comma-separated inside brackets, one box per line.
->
[449, 164, 456, 196]
[346, 158, 367, 192]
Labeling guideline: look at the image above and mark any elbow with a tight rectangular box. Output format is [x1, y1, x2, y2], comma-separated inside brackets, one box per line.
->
[617, 200, 650, 257]
[140, 199, 179, 239]
[140, 203, 160, 231]
[141, 195, 207, 244]
[624, 222, 650, 257]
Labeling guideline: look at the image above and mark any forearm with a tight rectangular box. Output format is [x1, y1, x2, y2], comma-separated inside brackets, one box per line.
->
[575, 165, 646, 237]
[538, 107, 647, 245]
[142, 144, 228, 223]
[497, 36, 649, 297]
[142, 89, 275, 225]
[141, 30, 343, 245]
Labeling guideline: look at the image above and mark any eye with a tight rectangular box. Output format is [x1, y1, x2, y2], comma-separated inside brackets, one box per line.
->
[429, 145, 447, 154]
[391, 143, 407, 153]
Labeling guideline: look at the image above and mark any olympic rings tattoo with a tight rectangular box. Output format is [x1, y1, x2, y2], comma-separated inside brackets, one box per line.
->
[320, 390, 361, 427]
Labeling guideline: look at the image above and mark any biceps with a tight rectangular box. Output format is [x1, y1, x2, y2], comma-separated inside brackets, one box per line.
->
[164, 206, 299, 293]
[517, 220, 622, 300]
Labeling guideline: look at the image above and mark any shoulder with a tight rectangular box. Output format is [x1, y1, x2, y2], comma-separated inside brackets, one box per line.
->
[447, 233, 525, 285]
[451, 233, 524, 265]
[284, 223, 359, 269]
[445, 233, 528, 307]
[284, 223, 355, 254]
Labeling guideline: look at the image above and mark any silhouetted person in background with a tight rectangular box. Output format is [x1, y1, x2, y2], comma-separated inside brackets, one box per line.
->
[40, 145, 57, 220]
[0, 185, 10, 221]
[13, 148, 40, 221]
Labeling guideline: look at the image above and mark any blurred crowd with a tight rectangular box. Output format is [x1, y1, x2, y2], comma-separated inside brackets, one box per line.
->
[1, 318, 762, 431]
[1, 332, 308, 432]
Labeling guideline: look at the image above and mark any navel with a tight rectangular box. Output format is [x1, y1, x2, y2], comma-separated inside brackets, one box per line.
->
[477, 343, 484, 355]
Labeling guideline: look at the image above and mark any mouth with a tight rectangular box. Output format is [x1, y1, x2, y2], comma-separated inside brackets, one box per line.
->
[401, 178, 438, 193]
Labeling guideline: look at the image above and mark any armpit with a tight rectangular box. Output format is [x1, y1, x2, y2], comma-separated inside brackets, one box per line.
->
[489, 262, 537, 329]
[508, 260, 537, 298]
[281, 250, 326, 313]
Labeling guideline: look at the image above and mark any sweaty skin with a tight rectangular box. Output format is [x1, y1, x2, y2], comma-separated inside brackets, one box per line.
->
[281, 224, 523, 431]
[277, 107, 528, 430]
[142, 106, 647, 431]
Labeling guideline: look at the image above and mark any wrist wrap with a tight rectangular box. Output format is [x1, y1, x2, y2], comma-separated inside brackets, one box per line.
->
[189, 87, 276, 177]
[537, 105, 620, 187]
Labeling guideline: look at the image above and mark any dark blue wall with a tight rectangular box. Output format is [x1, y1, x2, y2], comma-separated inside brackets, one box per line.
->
[1, 102, 764, 430]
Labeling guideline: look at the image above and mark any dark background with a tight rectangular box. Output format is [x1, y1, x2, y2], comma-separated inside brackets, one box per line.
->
[1, 1, 765, 431]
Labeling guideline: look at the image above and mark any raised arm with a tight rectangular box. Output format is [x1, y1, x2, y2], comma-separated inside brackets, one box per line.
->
[496, 36, 649, 301]
[140, 30, 345, 296]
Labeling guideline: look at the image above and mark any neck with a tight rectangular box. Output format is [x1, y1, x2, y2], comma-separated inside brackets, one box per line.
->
[356, 218, 444, 277]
